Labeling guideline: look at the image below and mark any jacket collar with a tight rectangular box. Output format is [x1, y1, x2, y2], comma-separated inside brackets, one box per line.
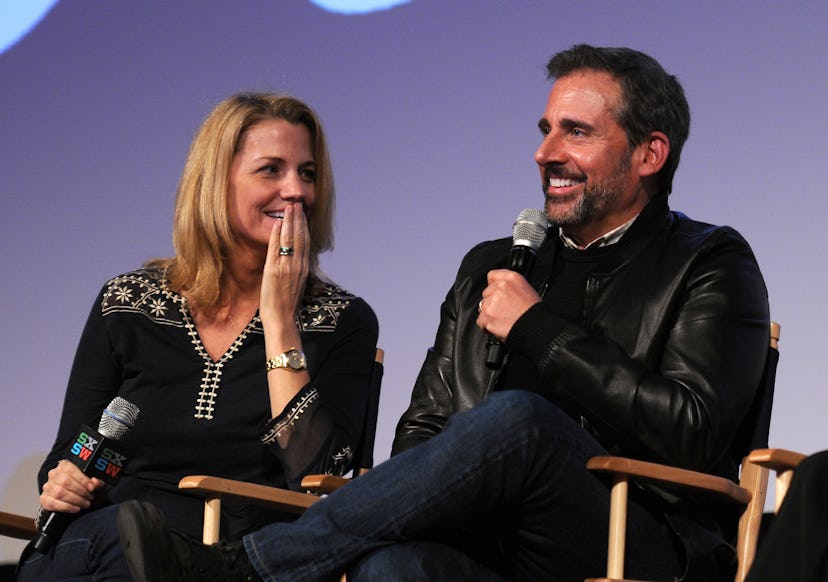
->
[535, 195, 673, 287]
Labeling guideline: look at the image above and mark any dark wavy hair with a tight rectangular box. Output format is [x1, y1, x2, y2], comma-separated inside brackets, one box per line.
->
[546, 45, 691, 196]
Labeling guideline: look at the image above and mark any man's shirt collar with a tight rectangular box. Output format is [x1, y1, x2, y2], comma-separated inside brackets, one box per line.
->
[558, 213, 640, 250]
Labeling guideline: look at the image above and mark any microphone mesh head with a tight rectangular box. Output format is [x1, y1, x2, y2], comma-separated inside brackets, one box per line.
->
[98, 397, 140, 440]
[512, 208, 548, 250]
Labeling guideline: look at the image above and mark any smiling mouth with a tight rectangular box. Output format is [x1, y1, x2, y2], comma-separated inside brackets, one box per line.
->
[264, 211, 285, 220]
[543, 165, 585, 191]
[545, 174, 585, 199]
[548, 177, 583, 188]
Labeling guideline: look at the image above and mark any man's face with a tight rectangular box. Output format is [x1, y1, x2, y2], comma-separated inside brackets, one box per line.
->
[534, 70, 649, 245]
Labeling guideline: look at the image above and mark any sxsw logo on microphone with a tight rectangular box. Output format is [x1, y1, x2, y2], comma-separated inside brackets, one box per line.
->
[69, 431, 99, 462]
[94, 447, 128, 477]
[67, 427, 129, 481]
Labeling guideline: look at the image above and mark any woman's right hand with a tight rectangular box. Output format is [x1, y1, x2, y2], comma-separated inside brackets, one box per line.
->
[39, 459, 104, 513]
[260, 201, 310, 325]
[259, 202, 313, 416]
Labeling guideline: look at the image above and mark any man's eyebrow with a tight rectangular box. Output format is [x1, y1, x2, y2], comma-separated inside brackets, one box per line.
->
[537, 117, 597, 133]
[559, 118, 595, 133]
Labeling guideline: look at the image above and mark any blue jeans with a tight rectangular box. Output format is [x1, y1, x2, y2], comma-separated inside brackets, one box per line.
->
[16, 504, 131, 581]
[244, 391, 683, 581]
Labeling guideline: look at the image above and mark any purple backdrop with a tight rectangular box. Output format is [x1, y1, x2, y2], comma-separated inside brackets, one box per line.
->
[1, 0, 826, 562]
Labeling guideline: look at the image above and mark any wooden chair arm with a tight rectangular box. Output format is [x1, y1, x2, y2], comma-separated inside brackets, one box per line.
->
[586, 456, 751, 505]
[178, 475, 318, 514]
[0, 510, 37, 539]
[299, 474, 351, 495]
[745, 448, 807, 512]
[179, 475, 322, 544]
[746, 448, 807, 472]
[586, 456, 752, 581]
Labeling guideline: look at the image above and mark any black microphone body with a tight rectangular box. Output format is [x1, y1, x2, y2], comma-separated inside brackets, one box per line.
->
[504, 243, 538, 277]
[33, 398, 139, 553]
[485, 209, 548, 370]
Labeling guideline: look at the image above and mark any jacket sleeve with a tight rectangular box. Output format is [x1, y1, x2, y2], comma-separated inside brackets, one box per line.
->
[391, 299, 460, 455]
[392, 241, 504, 456]
[261, 297, 379, 488]
[508, 227, 769, 474]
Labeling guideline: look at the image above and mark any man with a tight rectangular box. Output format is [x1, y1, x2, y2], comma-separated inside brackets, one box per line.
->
[117, 45, 769, 581]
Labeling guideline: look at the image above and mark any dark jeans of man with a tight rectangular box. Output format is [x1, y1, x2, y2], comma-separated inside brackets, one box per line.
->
[243, 390, 683, 581]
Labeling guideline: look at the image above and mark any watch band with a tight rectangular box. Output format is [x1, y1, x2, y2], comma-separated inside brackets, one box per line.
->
[266, 348, 307, 372]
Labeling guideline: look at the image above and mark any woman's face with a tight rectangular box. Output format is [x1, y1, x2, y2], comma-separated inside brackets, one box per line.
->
[226, 118, 316, 251]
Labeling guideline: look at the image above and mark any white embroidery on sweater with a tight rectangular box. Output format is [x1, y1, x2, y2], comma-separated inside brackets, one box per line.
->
[295, 286, 353, 332]
[182, 305, 259, 421]
[262, 388, 320, 445]
[101, 271, 183, 327]
[101, 272, 358, 422]
[329, 446, 354, 476]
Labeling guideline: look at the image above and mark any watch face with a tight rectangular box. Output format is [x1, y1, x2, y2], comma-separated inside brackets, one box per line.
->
[286, 350, 306, 369]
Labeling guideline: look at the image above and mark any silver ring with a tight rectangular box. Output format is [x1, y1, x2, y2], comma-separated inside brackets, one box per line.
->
[478, 298, 484, 313]
[278, 247, 294, 256]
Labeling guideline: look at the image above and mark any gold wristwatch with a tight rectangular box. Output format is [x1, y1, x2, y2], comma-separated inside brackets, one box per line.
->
[266, 348, 307, 372]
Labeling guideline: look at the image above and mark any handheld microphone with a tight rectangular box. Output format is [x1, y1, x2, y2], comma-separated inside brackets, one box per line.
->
[33, 397, 139, 553]
[485, 208, 548, 370]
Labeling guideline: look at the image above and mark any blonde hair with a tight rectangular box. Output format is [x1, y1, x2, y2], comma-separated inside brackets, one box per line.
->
[147, 93, 335, 314]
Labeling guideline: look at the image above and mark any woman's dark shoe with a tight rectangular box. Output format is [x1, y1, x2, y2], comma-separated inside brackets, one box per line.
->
[117, 499, 261, 582]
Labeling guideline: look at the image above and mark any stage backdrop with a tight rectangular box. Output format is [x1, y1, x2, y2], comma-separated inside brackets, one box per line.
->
[1, 0, 826, 563]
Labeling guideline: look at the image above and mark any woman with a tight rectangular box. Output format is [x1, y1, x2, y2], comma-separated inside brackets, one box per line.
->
[18, 93, 378, 579]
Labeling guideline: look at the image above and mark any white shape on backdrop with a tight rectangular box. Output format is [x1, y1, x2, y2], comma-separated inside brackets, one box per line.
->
[0, 0, 59, 54]
[309, 0, 411, 15]
[0, 0, 413, 56]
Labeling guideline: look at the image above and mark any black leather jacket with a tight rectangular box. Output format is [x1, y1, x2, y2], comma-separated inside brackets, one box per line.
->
[393, 197, 769, 577]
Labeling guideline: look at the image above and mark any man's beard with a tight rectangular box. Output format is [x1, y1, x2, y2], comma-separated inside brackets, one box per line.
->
[543, 148, 633, 228]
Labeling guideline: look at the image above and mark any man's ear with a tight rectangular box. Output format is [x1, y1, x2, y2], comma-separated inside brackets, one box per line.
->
[637, 131, 670, 178]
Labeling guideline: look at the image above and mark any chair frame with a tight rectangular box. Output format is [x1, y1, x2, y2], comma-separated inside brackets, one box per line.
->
[180, 347, 384, 544]
[584, 323, 807, 582]
[0, 348, 383, 554]
[0, 510, 37, 540]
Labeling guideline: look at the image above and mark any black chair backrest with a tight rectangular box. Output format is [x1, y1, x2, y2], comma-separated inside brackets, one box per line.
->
[353, 349, 384, 473]
[733, 323, 780, 458]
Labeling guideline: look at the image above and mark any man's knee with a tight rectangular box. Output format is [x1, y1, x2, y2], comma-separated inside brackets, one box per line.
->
[481, 390, 565, 431]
